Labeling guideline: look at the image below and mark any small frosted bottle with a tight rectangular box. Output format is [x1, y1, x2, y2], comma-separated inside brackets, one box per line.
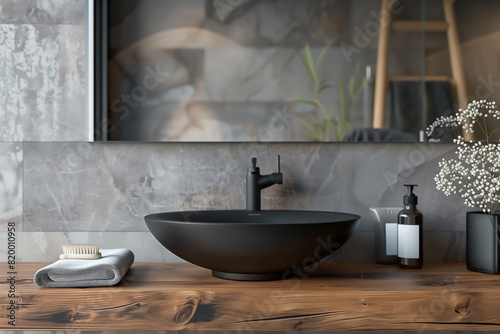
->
[398, 184, 423, 269]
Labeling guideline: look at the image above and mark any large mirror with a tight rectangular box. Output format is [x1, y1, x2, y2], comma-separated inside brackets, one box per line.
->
[92, 0, 500, 142]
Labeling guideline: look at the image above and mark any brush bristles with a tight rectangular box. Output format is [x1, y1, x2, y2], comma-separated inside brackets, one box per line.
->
[62, 244, 100, 255]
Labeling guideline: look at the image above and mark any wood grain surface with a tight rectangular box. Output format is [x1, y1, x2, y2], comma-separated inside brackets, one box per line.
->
[1, 262, 500, 331]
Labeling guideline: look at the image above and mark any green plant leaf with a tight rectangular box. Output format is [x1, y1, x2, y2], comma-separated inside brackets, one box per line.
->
[299, 115, 331, 142]
[312, 135, 324, 141]
[339, 83, 347, 126]
[353, 63, 360, 90]
[315, 79, 332, 98]
[307, 114, 318, 122]
[349, 77, 355, 99]
[299, 119, 316, 133]
[315, 37, 338, 69]
[287, 98, 319, 108]
[301, 45, 318, 83]
[334, 123, 342, 141]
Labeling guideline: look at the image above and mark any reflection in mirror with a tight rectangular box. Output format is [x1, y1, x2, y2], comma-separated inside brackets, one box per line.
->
[95, 0, 500, 142]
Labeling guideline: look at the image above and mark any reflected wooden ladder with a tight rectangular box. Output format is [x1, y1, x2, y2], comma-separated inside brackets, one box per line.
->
[372, 0, 467, 131]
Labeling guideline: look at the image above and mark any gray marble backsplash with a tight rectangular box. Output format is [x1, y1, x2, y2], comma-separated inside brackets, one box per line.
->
[22, 141, 467, 233]
[0, 141, 469, 262]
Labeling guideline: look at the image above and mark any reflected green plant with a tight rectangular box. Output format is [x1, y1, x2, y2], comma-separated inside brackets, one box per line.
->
[288, 41, 366, 141]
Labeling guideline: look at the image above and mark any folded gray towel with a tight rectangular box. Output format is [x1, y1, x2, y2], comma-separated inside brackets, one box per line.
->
[34, 248, 135, 288]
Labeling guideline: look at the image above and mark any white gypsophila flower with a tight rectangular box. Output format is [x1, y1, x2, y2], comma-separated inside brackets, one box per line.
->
[430, 100, 500, 214]
[426, 100, 499, 138]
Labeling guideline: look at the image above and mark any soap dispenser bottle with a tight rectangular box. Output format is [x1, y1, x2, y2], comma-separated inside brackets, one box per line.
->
[398, 184, 423, 269]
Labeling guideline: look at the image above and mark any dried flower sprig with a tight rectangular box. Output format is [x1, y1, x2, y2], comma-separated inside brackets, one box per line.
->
[427, 100, 500, 216]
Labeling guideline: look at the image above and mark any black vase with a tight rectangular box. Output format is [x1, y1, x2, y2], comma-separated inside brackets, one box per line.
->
[466, 211, 500, 274]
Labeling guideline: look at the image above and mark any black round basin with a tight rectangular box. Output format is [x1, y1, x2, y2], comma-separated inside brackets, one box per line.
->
[144, 210, 360, 281]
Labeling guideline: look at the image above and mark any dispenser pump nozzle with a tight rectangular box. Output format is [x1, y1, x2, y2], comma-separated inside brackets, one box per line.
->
[404, 184, 418, 205]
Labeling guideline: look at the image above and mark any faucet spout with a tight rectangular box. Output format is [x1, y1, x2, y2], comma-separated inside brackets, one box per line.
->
[257, 173, 283, 189]
[246, 155, 283, 211]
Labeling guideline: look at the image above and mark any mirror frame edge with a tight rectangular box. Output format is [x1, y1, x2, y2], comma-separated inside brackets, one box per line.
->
[90, 0, 108, 142]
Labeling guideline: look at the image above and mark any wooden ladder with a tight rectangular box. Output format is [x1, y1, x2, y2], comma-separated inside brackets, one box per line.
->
[372, 0, 467, 129]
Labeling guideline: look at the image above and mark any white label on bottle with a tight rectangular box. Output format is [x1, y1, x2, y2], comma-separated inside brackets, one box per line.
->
[385, 223, 398, 256]
[398, 225, 419, 259]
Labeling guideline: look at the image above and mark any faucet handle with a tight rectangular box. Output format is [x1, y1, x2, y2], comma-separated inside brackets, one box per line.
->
[276, 155, 280, 173]
[249, 157, 259, 173]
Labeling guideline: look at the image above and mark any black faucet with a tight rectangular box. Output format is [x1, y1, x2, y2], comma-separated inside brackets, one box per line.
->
[246, 155, 283, 211]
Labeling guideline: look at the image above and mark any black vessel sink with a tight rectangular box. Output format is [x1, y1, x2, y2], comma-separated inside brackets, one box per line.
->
[145, 210, 360, 281]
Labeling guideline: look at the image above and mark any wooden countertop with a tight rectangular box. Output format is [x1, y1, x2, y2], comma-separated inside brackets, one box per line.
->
[1, 262, 500, 331]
